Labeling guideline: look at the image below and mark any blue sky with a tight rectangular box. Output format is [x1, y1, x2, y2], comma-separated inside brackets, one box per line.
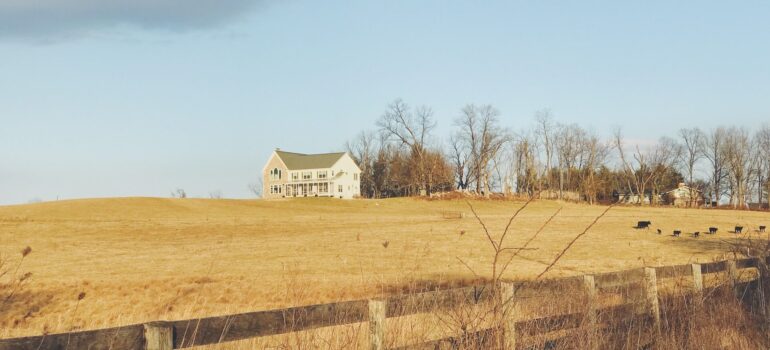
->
[1, 1, 769, 204]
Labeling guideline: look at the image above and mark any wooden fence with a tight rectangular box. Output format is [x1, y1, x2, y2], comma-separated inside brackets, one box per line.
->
[2, 256, 768, 350]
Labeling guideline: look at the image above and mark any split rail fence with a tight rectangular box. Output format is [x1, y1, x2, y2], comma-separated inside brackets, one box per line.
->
[2, 256, 768, 350]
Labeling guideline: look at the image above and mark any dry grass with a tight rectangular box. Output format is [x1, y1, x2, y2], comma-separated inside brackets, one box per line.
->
[0, 196, 769, 344]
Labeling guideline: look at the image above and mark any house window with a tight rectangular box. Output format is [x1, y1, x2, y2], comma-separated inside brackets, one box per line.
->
[353, 173, 358, 181]
[270, 168, 282, 181]
[338, 185, 343, 193]
[318, 171, 327, 179]
[302, 171, 312, 180]
[319, 183, 328, 193]
[292, 172, 298, 181]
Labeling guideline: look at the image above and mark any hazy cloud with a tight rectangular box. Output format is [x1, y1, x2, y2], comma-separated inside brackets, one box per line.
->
[0, 0, 268, 41]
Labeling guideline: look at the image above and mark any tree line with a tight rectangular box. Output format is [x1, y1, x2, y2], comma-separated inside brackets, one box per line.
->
[346, 99, 770, 208]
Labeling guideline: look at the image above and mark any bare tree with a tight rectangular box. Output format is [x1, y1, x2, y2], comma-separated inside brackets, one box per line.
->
[722, 127, 752, 208]
[703, 127, 729, 206]
[208, 190, 223, 199]
[377, 99, 436, 196]
[448, 132, 472, 190]
[755, 125, 770, 208]
[576, 132, 609, 204]
[613, 129, 645, 204]
[346, 130, 376, 197]
[535, 109, 555, 192]
[554, 123, 585, 199]
[248, 178, 263, 198]
[495, 142, 515, 196]
[171, 188, 187, 198]
[678, 128, 705, 206]
[649, 137, 684, 204]
[454, 104, 510, 198]
[512, 132, 538, 196]
[614, 130, 680, 205]
[372, 133, 395, 198]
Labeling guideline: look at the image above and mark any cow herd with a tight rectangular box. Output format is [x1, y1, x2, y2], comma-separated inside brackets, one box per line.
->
[635, 221, 767, 238]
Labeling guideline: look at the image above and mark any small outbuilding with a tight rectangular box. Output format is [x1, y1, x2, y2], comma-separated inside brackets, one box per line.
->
[662, 183, 703, 208]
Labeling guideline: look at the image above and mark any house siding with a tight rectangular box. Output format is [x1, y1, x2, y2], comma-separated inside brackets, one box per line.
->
[262, 153, 288, 199]
[329, 154, 361, 199]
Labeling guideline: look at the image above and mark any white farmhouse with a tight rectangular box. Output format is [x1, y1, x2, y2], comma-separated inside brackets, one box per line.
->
[262, 149, 362, 199]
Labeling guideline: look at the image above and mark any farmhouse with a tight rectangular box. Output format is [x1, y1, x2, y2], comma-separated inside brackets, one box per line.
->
[262, 149, 362, 199]
[662, 183, 704, 208]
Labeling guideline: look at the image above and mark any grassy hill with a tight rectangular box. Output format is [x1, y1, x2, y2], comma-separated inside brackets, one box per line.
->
[1, 197, 768, 338]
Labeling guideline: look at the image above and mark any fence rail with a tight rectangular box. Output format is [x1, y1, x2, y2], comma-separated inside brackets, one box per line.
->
[1, 257, 767, 350]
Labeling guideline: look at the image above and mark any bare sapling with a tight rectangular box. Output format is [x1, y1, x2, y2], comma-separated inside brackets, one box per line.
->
[453, 198, 614, 348]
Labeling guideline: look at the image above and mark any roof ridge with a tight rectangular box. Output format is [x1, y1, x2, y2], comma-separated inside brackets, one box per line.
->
[276, 150, 345, 155]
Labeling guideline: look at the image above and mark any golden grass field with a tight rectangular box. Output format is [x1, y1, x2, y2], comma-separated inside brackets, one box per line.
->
[1, 197, 769, 340]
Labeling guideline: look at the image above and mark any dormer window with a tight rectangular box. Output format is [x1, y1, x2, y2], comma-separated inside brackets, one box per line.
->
[318, 171, 327, 179]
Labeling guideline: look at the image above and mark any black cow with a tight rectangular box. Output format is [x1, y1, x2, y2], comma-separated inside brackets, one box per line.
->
[760, 226, 766, 233]
[735, 226, 744, 234]
[692, 232, 700, 238]
[637, 221, 652, 229]
[673, 230, 681, 237]
[709, 227, 718, 234]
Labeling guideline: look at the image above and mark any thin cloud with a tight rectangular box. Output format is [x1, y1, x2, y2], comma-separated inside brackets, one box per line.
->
[0, 0, 269, 41]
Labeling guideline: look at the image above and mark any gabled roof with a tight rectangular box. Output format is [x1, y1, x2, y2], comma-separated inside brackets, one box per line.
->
[274, 150, 346, 170]
[663, 186, 702, 195]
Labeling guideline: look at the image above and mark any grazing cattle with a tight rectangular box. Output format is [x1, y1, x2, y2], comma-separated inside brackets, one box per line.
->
[760, 226, 766, 233]
[692, 232, 700, 238]
[673, 230, 681, 237]
[637, 221, 652, 229]
[735, 226, 744, 234]
[709, 227, 718, 234]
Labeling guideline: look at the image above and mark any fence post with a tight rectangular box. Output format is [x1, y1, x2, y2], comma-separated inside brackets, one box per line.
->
[643, 268, 661, 337]
[583, 275, 598, 350]
[144, 322, 173, 350]
[691, 264, 704, 309]
[368, 299, 386, 350]
[759, 257, 770, 344]
[500, 282, 517, 350]
[727, 260, 738, 298]
[759, 259, 770, 317]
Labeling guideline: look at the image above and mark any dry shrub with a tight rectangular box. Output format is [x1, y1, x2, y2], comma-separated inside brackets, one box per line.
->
[0, 247, 33, 329]
[654, 282, 765, 350]
[424, 190, 530, 201]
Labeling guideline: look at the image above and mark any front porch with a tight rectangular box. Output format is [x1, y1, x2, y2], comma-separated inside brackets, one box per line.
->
[285, 182, 332, 197]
